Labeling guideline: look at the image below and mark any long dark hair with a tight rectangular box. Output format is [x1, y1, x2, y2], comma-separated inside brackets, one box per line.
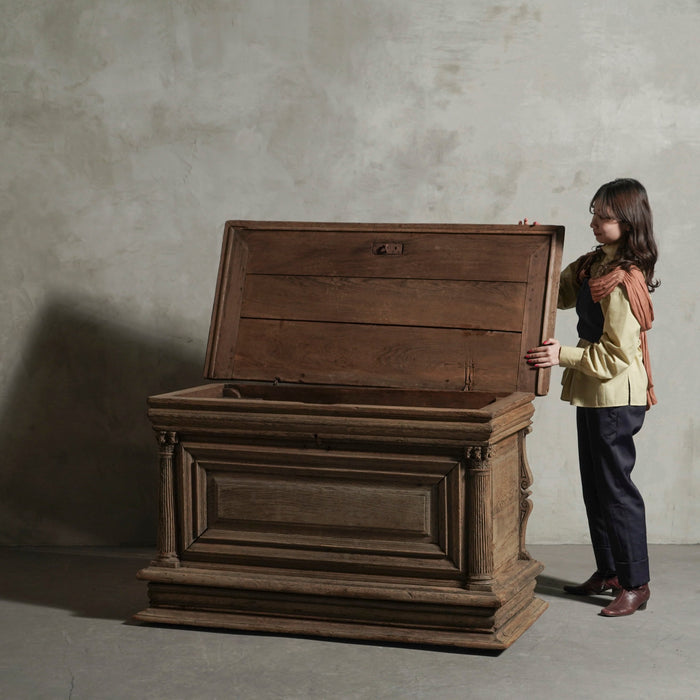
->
[589, 178, 660, 292]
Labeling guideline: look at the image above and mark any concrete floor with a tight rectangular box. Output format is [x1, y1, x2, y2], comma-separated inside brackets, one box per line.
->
[0, 545, 697, 699]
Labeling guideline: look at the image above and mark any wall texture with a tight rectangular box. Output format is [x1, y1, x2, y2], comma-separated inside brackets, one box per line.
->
[1, 0, 698, 545]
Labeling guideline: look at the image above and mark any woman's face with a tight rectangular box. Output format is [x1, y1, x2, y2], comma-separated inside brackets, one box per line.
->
[590, 206, 624, 246]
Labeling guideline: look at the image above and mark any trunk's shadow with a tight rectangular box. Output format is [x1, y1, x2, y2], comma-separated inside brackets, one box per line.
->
[0, 294, 204, 546]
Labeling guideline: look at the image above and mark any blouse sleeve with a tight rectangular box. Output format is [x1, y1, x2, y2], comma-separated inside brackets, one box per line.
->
[558, 285, 641, 380]
[557, 261, 580, 310]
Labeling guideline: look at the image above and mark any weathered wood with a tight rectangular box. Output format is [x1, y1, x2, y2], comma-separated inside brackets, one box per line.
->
[204, 230, 248, 378]
[137, 220, 564, 650]
[491, 435, 521, 573]
[465, 446, 495, 587]
[242, 276, 526, 331]
[232, 319, 521, 391]
[241, 229, 536, 281]
[153, 431, 179, 568]
[518, 240, 550, 392]
[519, 427, 535, 561]
[177, 442, 464, 580]
[222, 383, 504, 409]
[205, 221, 564, 397]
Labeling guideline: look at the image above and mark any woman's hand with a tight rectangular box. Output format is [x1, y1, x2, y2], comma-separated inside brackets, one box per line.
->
[525, 339, 561, 368]
[518, 218, 539, 226]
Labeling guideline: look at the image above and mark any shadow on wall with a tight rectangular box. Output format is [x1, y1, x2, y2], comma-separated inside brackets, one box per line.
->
[0, 295, 205, 546]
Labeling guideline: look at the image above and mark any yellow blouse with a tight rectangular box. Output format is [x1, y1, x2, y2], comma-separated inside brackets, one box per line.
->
[558, 244, 648, 407]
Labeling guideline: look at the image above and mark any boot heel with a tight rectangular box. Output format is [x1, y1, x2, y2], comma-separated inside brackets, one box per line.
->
[639, 602, 647, 610]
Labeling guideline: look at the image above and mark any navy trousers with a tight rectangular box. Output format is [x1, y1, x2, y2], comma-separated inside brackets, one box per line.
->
[576, 405, 649, 588]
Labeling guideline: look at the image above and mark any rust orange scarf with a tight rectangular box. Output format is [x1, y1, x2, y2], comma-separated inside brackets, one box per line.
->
[588, 267, 657, 409]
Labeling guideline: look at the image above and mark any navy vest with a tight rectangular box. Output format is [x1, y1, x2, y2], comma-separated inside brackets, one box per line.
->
[576, 278, 605, 343]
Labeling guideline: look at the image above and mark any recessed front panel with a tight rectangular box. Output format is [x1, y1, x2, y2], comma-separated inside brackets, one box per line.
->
[178, 442, 465, 580]
[212, 477, 432, 535]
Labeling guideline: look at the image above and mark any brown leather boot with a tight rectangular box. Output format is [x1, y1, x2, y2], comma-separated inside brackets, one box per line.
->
[599, 584, 650, 617]
[563, 572, 621, 596]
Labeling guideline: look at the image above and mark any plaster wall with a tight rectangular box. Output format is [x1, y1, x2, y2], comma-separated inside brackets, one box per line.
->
[1, 0, 698, 545]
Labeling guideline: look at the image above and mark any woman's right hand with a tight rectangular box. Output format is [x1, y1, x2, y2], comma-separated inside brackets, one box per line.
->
[525, 339, 560, 368]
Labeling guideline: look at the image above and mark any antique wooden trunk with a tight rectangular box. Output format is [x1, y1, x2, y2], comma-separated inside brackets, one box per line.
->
[135, 220, 564, 650]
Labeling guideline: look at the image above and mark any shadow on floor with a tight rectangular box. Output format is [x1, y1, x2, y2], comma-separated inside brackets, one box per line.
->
[536, 574, 611, 607]
[0, 546, 502, 656]
[0, 547, 153, 621]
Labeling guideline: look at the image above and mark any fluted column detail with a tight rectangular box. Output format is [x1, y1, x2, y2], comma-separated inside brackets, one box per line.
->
[464, 445, 493, 588]
[153, 430, 180, 568]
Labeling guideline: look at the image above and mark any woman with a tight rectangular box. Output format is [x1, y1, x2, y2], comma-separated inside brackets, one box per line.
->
[526, 178, 659, 617]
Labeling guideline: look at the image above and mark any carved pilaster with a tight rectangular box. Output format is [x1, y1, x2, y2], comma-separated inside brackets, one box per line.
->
[153, 430, 180, 568]
[518, 427, 534, 561]
[464, 445, 493, 588]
